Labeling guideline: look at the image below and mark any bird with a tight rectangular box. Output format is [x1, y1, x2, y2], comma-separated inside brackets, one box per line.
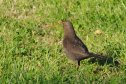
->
[61, 20, 107, 68]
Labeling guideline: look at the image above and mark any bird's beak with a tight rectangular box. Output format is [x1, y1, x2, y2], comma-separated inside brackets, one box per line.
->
[58, 20, 64, 25]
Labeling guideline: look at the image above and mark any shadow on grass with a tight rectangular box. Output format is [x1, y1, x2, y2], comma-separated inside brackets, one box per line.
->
[88, 56, 119, 67]
[88, 42, 124, 67]
[88, 54, 120, 74]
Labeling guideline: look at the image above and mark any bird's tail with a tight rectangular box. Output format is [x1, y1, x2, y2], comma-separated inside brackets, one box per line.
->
[88, 52, 107, 60]
[88, 52, 120, 66]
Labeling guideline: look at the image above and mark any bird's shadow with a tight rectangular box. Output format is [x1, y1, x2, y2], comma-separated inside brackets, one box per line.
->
[88, 44, 122, 67]
[88, 56, 119, 67]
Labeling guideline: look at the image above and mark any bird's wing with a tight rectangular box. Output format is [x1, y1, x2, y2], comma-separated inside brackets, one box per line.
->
[68, 37, 89, 57]
[75, 37, 89, 52]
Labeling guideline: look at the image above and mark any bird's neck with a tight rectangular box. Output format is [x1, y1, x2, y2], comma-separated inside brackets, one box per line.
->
[64, 28, 76, 39]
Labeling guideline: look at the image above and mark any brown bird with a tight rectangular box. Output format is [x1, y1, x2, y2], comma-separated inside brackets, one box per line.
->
[62, 20, 106, 68]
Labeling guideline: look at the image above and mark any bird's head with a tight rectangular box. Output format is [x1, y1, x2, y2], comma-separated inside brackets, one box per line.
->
[61, 20, 76, 38]
[61, 20, 72, 28]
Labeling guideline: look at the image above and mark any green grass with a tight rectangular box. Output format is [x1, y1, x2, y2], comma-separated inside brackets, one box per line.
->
[0, 0, 126, 83]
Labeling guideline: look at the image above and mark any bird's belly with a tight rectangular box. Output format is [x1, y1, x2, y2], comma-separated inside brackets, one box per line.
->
[64, 50, 85, 61]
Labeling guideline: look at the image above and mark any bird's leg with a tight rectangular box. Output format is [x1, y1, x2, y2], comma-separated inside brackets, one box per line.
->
[77, 61, 80, 70]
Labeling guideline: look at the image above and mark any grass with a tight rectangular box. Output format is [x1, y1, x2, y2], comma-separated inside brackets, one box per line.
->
[0, 0, 126, 83]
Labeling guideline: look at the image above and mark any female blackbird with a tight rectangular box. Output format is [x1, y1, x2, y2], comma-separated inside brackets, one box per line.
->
[62, 20, 106, 68]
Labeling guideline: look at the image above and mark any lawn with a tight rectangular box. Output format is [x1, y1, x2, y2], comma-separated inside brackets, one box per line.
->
[0, 0, 126, 83]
